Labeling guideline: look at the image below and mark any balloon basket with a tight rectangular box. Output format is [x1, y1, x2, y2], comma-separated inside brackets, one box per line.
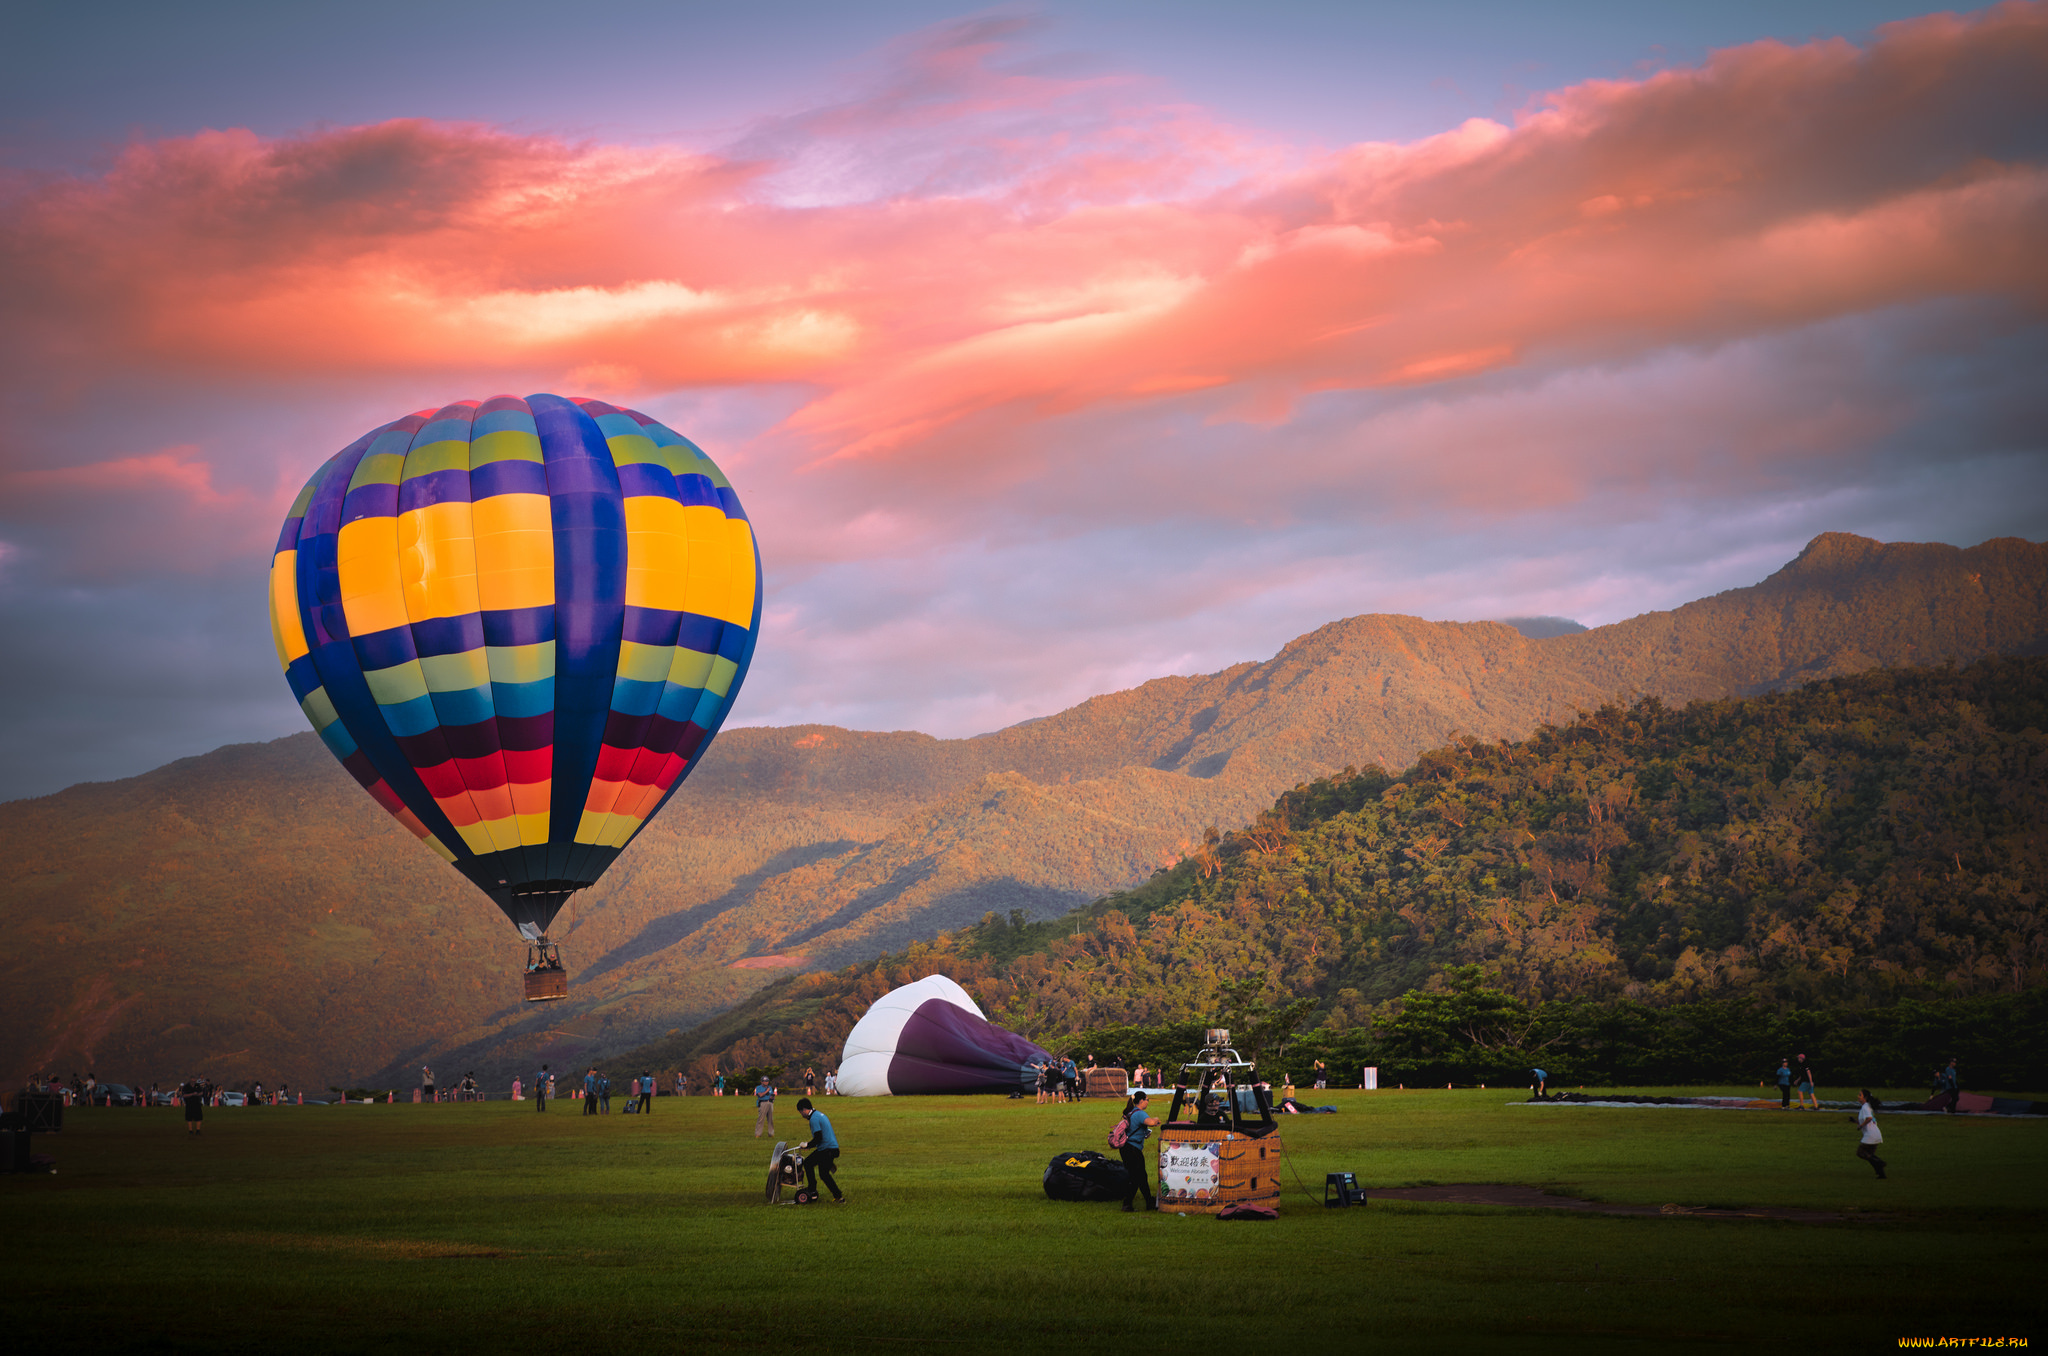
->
[523, 940, 567, 1002]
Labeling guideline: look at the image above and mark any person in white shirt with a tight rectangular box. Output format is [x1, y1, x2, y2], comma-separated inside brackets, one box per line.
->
[1856, 1089, 1888, 1179]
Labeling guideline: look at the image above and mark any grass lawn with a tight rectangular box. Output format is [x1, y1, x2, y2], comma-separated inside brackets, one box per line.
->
[5, 1086, 2042, 1352]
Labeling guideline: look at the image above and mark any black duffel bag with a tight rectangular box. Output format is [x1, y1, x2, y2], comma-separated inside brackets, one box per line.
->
[1043, 1149, 1132, 1202]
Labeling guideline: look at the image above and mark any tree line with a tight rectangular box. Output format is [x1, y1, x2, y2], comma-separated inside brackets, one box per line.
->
[613, 658, 2048, 1091]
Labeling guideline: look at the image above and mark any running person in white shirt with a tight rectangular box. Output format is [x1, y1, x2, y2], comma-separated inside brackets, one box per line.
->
[1856, 1089, 1888, 1179]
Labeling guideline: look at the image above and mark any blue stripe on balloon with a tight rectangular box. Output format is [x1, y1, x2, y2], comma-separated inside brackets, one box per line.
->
[410, 613, 486, 658]
[425, 684, 494, 729]
[285, 653, 324, 704]
[674, 474, 721, 508]
[318, 718, 358, 762]
[471, 406, 537, 438]
[717, 621, 750, 662]
[530, 393, 627, 884]
[676, 612, 724, 654]
[715, 486, 748, 521]
[621, 606, 682, 647]
[469, 458, 549, 499]
[656, 681, 705, 723]
[352, 625, 419, 672]
[614, 462, 677, 498]
[415, 414, 475, 445]
[397, 466, 471, 511]
[373, 691, 441, 738]
[491, 677, 555, 719]
[479, 605, 555, 649]
[609, 676, 665, 719]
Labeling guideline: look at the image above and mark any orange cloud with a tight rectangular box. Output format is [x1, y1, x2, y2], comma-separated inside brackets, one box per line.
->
[0, 2, 2042, 481]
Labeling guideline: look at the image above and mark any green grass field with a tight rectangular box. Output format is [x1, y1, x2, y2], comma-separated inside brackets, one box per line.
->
[6, 1087, 2043, 1352]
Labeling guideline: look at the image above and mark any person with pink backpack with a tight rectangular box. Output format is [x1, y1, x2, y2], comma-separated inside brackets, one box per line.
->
[1111, 1092, 1158, 1213]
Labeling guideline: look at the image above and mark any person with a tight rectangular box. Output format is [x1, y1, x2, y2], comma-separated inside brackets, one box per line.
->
[675, 1071, 688, 1099]
[1132, 1063, 1148, 1090]
[512, 1075, 523, 1102]
[1530, 1067, 1548, 1099]
[598, 1072, 611, 1115]
[804, 1067, 817, 1097]
[1794, 1056, 1818, 1111]
[639, 1071, 654, 1114]
[1062, 1056, 1079, 1102]
[1034, 1061, 1049, 1105]
[583, 1067, 600, 1116]
[180, 1077, 205, 1136]
[1856, 1090, 1888, 1178]
[826, 1069, 838, 1096]
[794, 1098, 843, 1203]
[422, 1065, 435, 1104]
[1313, 1059, 1328, 1091]
[1773, 1058, 1793, 1109]
[536, 1065, 551, 1110]
[1936, 1057, 1961, 1113]
[1118, 1091, 1157, 1212]
[714, 1069, 726, 1098]
[754, 1074, 776, 1138]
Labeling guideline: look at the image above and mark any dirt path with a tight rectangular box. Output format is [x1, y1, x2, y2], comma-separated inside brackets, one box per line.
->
[1365, 1184, 1868, 1222]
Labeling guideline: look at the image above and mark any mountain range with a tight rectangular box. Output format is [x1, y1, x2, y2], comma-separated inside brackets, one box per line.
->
[3, 532, 2042, 1091]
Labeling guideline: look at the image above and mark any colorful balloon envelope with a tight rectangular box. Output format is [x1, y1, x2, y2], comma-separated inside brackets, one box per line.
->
[268, 394, 761, 942]
[837, 975, 1052, 1095]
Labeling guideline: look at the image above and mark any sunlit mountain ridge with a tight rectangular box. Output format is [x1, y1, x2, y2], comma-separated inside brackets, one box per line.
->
[2, 532, 2041, 1092]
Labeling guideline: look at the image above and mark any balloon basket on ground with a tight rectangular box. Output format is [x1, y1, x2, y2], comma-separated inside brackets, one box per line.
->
[523, 940, 567, 1002]
[765, 1141, 809, 1204]
[1158, 1030, 1284, 1216]
[1082, 1068, 1128, 1098]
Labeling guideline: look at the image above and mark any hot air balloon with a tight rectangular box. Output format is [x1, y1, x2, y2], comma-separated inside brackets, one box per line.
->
[838, 975, 1052, 1095]
[268, 394, 760, 1000]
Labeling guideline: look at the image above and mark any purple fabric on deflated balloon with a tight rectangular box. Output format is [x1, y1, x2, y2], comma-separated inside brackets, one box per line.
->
[887, 998, 1053, 1094]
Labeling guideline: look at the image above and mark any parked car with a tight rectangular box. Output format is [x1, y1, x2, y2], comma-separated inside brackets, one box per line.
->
[151, 1090, 181, 1107]
[219, 1091, 247, 1107]
[89, 1083, 137, 1107]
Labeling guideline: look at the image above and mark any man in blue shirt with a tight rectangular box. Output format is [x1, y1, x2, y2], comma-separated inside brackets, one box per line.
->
[535, 1063, 549, 1113]
[583, 1067, 599, 1116]
[794, 1098, 844, 1203]
[1774, 1058, 1793, 1109]
[754, 1075, 776, 1138]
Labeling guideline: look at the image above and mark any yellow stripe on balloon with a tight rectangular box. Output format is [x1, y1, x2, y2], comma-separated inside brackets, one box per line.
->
[471, 494, 554, 612]
[622, 496, 689, 612]
[720, 519, 757, 628]
[336, 517, 410, 637]
[680, 504, 731, 624]
[398, 501, 482, 621]
[269, 550, 308, 667]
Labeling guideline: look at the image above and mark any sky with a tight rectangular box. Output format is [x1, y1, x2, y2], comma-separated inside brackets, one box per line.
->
[2, 1, 2044, 802]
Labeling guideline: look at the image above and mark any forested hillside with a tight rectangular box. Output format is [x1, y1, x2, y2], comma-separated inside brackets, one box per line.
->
[3, 533, 2041, 1092]
[620, 657, 2048, 1087]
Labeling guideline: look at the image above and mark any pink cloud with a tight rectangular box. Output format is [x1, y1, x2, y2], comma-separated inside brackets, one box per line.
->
[0, 4, 2041, 544]
[1, 447, 276, 578]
